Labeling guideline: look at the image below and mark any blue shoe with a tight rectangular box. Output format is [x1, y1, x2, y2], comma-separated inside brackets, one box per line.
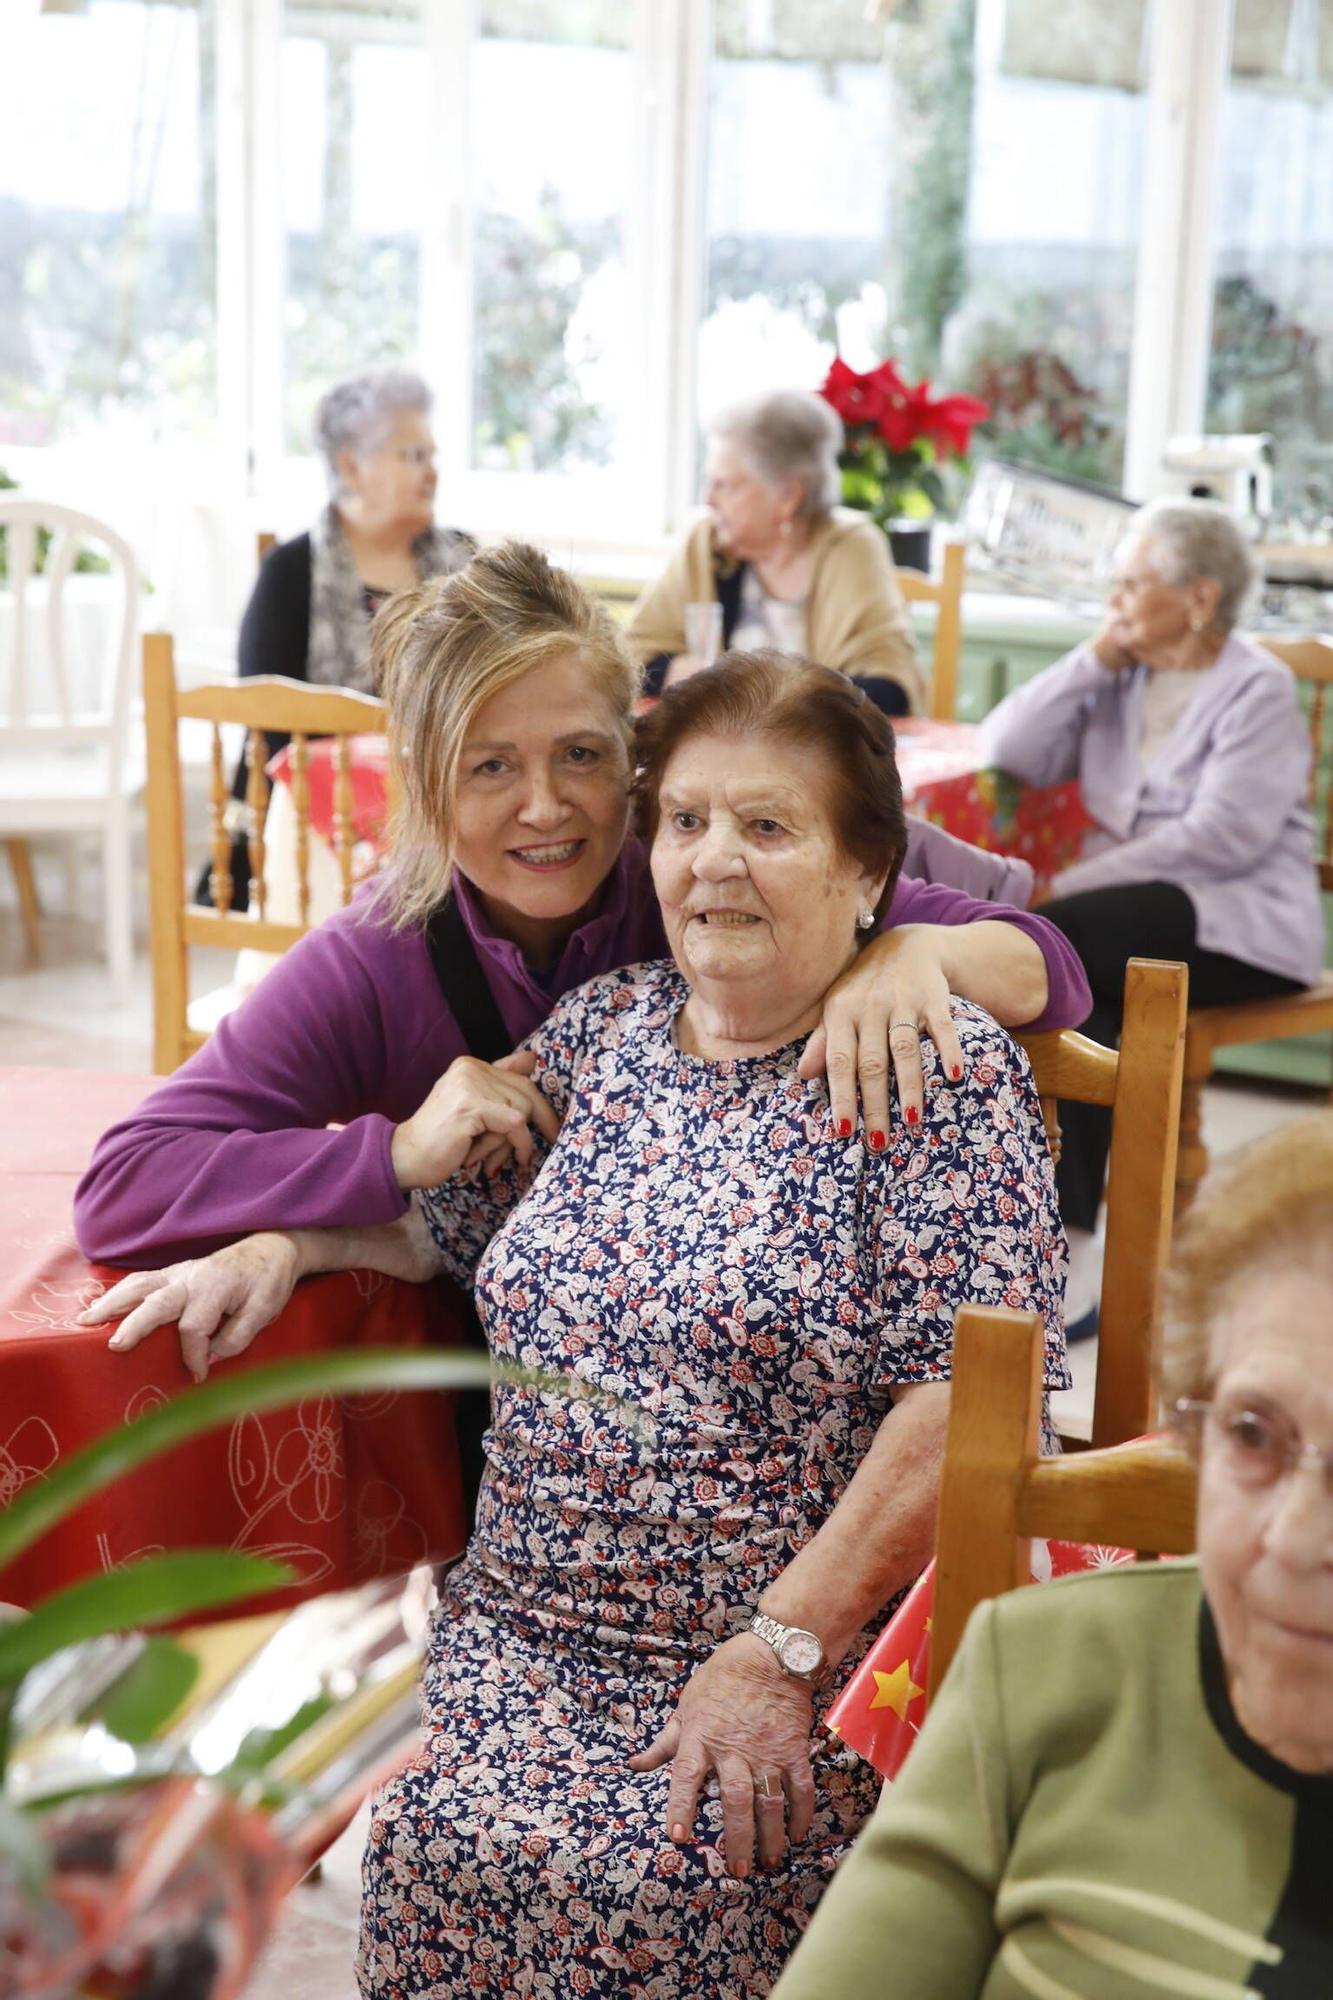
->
[1065, 1303, 1100, 1345]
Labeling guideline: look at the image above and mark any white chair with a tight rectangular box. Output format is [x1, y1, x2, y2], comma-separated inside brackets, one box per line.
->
[0, 499, 143, 1001]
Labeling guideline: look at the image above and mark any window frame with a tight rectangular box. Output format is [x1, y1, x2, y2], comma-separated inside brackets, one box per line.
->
[2, 0, 1247, 555]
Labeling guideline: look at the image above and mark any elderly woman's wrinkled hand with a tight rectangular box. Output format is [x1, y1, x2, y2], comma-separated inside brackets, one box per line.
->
[1090, 617, 1138, 674]
[799, 925, 966, 1141]
[629, 1634, 817, 1879]
[77, 1232, 303, 1383]
[391, 1050, 562, 1190]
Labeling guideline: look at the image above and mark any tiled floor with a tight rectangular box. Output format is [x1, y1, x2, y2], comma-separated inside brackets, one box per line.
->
[245, 1805, 369, 2000]
[3, 862, 1327, 1991]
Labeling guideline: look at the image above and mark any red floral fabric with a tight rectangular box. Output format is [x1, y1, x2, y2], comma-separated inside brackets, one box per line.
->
[0, 1067, 468, 1614]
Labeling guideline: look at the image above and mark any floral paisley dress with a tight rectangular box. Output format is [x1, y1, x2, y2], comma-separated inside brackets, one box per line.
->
[357, 962, 1068, 1999]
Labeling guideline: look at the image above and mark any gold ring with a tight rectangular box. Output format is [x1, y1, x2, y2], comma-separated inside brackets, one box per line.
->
[752, 1773, 782, 1802]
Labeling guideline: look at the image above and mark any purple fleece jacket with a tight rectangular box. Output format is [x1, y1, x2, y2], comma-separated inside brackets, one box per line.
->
[75, 832, 1090, 1265]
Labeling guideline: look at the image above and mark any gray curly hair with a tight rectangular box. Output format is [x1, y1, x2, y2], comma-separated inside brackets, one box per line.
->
[314, 369, 433, 495]
[707, 389, 844, 520]
[1128, 497, 1258, 635]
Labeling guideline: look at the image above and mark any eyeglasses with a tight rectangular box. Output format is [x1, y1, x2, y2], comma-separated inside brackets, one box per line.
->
[1174, 1398, 1333, 1502]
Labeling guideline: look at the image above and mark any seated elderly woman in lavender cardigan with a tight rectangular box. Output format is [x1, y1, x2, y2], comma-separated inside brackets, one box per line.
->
[980, 497, 1324, 1334]
[85, 655, 1069, 1998]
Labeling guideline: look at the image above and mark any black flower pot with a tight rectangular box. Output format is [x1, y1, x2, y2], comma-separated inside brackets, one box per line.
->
[887, 520, 934, 574]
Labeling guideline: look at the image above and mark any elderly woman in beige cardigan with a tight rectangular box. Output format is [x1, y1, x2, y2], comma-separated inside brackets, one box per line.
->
[628, 389, 924, 714]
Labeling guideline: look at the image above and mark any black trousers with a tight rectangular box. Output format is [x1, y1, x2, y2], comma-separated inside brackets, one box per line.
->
[1041, 881, 1303, 1232]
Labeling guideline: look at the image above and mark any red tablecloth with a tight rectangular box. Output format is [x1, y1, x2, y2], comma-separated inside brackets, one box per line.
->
[273, 723, 1090, 900]
[893, 719, 1092, 897]
[0, 1068, 469, 1611]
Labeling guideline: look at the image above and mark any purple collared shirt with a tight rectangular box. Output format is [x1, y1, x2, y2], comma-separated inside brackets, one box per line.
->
[75, 835, 1090, 1265]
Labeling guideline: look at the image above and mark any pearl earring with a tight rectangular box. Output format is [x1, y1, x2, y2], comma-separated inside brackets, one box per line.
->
[779, 518, 794, 540]
[1190, 615, 1204, 633]
[857, 907, 876, 931]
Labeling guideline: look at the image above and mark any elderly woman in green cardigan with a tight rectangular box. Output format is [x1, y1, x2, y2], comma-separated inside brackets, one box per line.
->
[773, 1112, 1333, 2000]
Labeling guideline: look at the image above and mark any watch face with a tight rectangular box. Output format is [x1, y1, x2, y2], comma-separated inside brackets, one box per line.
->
[779, 1629, 823, 1677]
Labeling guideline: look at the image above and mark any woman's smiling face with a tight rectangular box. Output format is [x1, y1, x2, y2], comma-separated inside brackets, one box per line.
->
[650, 730, 885, 1029]
[452, 652, 632, 957]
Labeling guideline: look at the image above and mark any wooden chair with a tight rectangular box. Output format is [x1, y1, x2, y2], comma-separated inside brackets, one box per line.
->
[896, 538, 965, 722]
[1175, 635, 1333, 1213]
[143, 631, 388, 1073]
[3, 838, 40, 958]
[0, 498, 142, 999]
[1015, 955, 1187, 1449]
[929, 1303, 1198, 1695]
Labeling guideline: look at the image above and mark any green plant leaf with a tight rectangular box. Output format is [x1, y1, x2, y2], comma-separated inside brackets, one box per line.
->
[0, 1791, 46, 1896]
[0, 1347, 644, 1575]
[0, 1552, 295, 1687]
[85, 1636, 200, 1744]
[0, 1348, 492, 1573]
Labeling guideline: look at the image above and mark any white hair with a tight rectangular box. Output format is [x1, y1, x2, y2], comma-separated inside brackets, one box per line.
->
[708, 389, 844, 519]
[314, 369, 433, 495]
[1128, 497, 1258, 634]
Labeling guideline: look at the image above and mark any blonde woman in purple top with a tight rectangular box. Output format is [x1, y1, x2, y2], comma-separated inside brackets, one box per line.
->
[78, 545, 1089, 1377]
[981, 498, 1323, 1326]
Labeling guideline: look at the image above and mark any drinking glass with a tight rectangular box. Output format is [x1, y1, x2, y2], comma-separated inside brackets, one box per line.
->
[683, 602, 723, 666]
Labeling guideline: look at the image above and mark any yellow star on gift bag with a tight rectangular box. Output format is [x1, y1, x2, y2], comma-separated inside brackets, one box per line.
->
[868, 1658, 925, 1720]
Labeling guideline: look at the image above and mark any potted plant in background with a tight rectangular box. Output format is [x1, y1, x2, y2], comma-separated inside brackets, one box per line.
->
[1, 1345, 638, 1998]
[817, 357, 989, 572]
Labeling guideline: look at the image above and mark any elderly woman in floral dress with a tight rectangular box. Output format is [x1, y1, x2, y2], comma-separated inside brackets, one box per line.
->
[92, 655, 1068, 1997]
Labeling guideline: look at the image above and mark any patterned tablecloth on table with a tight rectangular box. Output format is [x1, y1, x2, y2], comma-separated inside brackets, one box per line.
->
[271, 720, 1091, 904]
[0, 1066, 470, 1611]
[891, 718, 1092, 898]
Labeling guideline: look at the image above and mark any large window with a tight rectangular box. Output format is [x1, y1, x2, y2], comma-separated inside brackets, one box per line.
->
[0, 0, 216, 452]
[1207, 0, 1333, 525]
[702, 0, 1146, 493]
[471, 3, 634, 478]
[3, 0, 1327, 551]
[280, 1, 427, 454]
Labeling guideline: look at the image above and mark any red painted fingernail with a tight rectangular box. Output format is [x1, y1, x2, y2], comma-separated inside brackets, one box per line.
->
[906, 1105, 920, 1126]
[950, 1064, 962, 1080]
[869, 1129, 886, 1151]
[837, 1118, 853, 1139]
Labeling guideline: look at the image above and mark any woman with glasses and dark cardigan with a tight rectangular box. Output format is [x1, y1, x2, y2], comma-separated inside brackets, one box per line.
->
[214, 367, 473, 909]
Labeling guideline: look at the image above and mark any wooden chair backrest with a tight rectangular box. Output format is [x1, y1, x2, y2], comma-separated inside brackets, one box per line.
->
[930, 1303, 1198, 1695]
[896, 539, 965, 722]
[143, 631, 389, 1072]
[1256, 636, 1333, 893]
[1015, 956, 1188, 1448]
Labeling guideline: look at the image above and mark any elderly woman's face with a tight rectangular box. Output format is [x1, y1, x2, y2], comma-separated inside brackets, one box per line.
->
[651, 731, 885, 1020]
[339, 409, 438, 534]
[1196, 1260, 1333, 1773]
[704, 437, 800, 562]
[1105, 533, 1218, 664]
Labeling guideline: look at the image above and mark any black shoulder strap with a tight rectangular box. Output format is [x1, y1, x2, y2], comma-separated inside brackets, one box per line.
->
[424, 896, 512, 1063]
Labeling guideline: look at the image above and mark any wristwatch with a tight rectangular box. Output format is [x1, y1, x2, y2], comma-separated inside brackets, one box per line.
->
[747, 1610, 826, 1682]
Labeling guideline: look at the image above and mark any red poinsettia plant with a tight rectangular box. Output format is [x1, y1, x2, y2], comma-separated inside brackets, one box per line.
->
[818, 357, 989, 528]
